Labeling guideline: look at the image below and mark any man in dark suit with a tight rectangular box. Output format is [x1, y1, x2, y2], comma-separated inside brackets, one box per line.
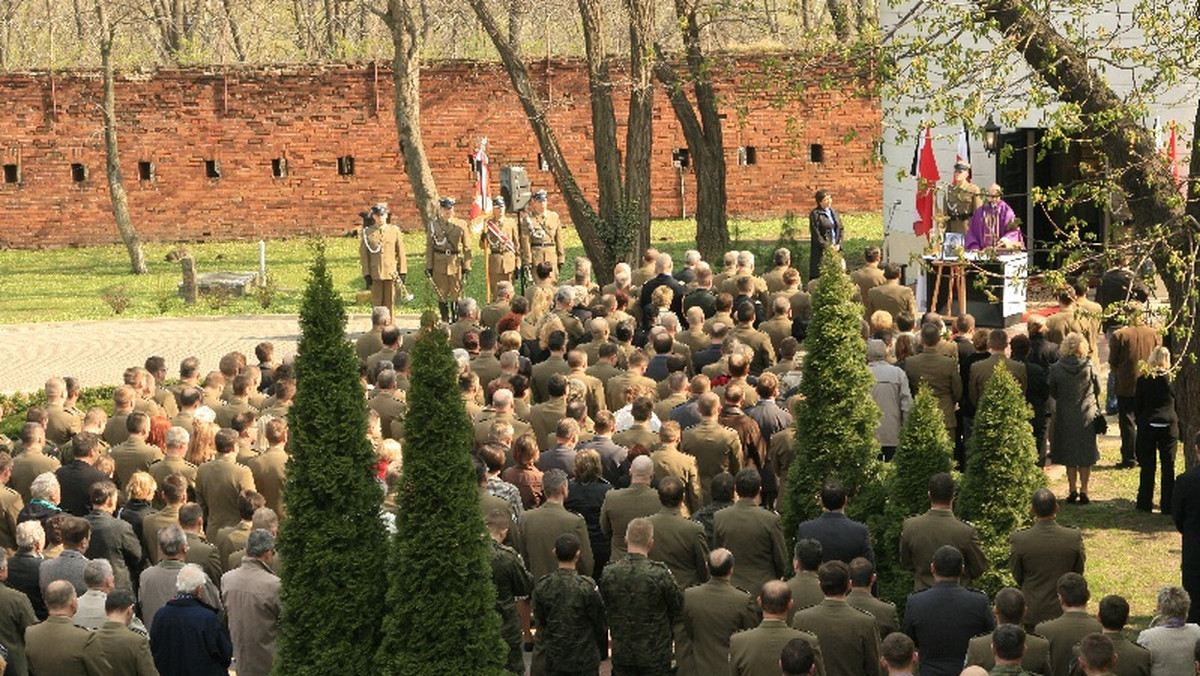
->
[0, 550, 36, 676]
[639, 253, 688, 329]
[84, 481, 144, 593]
[796, 481, 874, 565]
[1173, 436, 1200, 622]
[713, 469, 787, 594]
[1009, 488, 1085, 626]
[1033, 573, 1103, 676]
[902, 545, 995, 676]
[676, 548, 758, 676]
[790, 560, 880, 676]
[54, 432, 110, 517]
[808, 189, 842, 281]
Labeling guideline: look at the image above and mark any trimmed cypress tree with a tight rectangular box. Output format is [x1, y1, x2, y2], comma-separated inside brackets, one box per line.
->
[275, 242, 387, 676]
[781, 251, 881, 540]
[875, 384, 956, 602]
[959, 364, 1045, 595]
[378, 319, 508, 676]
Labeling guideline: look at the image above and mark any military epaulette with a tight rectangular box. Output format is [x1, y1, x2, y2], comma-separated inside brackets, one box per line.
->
[646, 559, 672, 572]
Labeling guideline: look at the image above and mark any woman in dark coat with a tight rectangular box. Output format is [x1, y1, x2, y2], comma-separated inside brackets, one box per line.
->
[808, 189, 843, 281]
[564, 448, 612, 573]
[1135, 346, 1178, 513]
[1048, 333, 1102, 504]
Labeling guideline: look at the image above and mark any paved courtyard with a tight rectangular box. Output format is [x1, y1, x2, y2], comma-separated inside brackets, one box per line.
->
[0, 313, 422, 394]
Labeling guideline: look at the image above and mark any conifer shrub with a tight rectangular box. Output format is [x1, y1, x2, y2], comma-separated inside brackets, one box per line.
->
[960, 364, 1045, 596]
[781, 251, 881, 541]
[874, 384, 956, 603]
[377, 322, 508, 676]
[275, 242, 387, 676]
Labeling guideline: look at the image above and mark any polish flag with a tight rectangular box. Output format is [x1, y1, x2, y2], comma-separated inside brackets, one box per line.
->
[913, 127, 940, 238]
[470, 139, 490, 224]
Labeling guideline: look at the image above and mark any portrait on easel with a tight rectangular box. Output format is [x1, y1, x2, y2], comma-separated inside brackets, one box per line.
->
[940, 232, 965, 260]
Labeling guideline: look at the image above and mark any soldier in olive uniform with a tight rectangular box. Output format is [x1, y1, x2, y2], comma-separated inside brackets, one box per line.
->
[425, 197, 472, 323]
[359, 203, 408, 318]
[522, 190, 565, 278]
[487, 510, 534, 674]
[943, 162, 983, 235]
[481, 196, 522, 293]
[599, 517, 684, 676]
[531, 533, 607, 676]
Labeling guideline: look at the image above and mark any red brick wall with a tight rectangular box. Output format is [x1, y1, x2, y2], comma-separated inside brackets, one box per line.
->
[0, 58, 881, 248]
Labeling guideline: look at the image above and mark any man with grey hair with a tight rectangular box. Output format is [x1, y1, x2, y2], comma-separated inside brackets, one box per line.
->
[355, 305, 391, 362]
[26, 579, 107, 676]
[221, 529, 281, 676]
[549, 286, 585, 343]
[520, 468, 592, 578]
[481, 281, 514, 330]
[640, 252, 687, 329]
[149, 563, 233, 675]
[10, 520, 46, 620]
[71, 557, 115, 629]
[472, 388, 532, 450]
[148, 426, 198, 495]
[600, 455, 661, 561]
[139, 525, 220, 630]
[0, 550, 36, 676]
[450, 297, 482, 349]
[867, 338, 912, 461]
[676, 249, 702, 286]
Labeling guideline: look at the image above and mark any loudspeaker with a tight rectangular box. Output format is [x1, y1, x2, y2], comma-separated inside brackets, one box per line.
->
[500, 166, 532, 212]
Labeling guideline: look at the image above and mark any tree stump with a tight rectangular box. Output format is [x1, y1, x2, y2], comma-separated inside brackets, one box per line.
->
[180, 254, 197, 305]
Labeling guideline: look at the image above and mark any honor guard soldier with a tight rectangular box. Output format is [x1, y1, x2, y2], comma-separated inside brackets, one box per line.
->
[359, 203, 408, 318]
[480, 196, 521, 292]
[426, 197, 472, 323]
[522, 189, 564, 278]
[943, 162, 983, 235]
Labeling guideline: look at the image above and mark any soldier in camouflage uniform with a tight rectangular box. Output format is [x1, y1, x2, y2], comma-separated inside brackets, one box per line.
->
[599, 517, 684, 676]
[532, 533, 607, 676]
[488, 510, 535, 674]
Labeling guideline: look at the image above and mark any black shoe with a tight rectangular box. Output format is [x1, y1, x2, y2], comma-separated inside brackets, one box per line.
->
[1116, 460, 1138, 469]
[1079, 494, 1090, 505]
[1066, 492, 1078, 504]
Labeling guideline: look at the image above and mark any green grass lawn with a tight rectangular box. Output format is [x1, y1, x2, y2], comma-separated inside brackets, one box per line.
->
[0, 213, 883, 324]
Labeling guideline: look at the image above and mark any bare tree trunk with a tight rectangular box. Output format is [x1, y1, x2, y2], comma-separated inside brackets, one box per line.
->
[382, 0, 439, 229]
[96, 1, 146, 274]
[221, 0, 246, 61]
[576, 0, 623, 225]
[623, 0, 654, 257]
[976, 0, 1199, 462]
[653, 0, 729, 263]
[827, 0, 854, 40]
[465, 0, 612, 279]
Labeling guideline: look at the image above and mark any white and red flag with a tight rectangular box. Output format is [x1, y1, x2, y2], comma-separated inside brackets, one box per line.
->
[913, 127, 940, 238]
[469, 138, 490, 223]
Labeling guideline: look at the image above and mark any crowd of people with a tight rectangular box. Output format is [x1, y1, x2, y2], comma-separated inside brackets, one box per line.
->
[0, 225, 1193, 676]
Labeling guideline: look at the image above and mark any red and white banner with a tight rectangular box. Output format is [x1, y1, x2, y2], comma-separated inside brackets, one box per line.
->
[470, 138, 490, 222]
[914, 127, 940, 238]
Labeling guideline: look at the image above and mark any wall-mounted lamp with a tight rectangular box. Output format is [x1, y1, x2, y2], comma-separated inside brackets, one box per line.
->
[984, 115, 1001, 156]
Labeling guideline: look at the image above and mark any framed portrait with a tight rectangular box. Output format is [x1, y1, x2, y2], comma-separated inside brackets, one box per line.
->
[941, 232, 965, 260]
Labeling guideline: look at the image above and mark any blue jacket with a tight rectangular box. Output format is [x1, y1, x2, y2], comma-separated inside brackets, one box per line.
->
[150, 594, 233, 676]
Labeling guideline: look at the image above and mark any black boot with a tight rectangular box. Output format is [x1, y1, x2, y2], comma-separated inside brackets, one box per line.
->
[438, 301, 449, 323]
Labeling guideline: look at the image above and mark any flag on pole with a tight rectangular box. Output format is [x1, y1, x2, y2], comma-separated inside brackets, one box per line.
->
[1168, 120, 1180, 185]
[956, 121, 971, 179]
[913, 127, 940, 238]
[469, 138, 490, 224]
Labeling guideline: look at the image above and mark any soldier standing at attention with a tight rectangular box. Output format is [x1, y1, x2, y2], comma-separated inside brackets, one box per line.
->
[531, 533, 607, 676]
[600, 517, 684, 676]
[943, 162, 982, 235]
[481, 196, 521, 293]
[359, 203, 408, 319]
[522, 190, 565, 279]
[486, 510, 533, 675]
[426, 197, 471, 323]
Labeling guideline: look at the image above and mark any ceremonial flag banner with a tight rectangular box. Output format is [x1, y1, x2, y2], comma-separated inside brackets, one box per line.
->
[470, 140, 490, 224]
[1168, 121, 1181, 185]
[956, 121, 971, 168]
[914, 127, 940, 237]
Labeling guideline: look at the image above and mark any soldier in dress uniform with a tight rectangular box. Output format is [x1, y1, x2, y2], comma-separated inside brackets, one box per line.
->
[522, 190, 565, 278]
[481, 196, 521, 293]
[943, 162, 983, 234]
[359, 203, 408, 318]
[425, 197, 472, 323]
